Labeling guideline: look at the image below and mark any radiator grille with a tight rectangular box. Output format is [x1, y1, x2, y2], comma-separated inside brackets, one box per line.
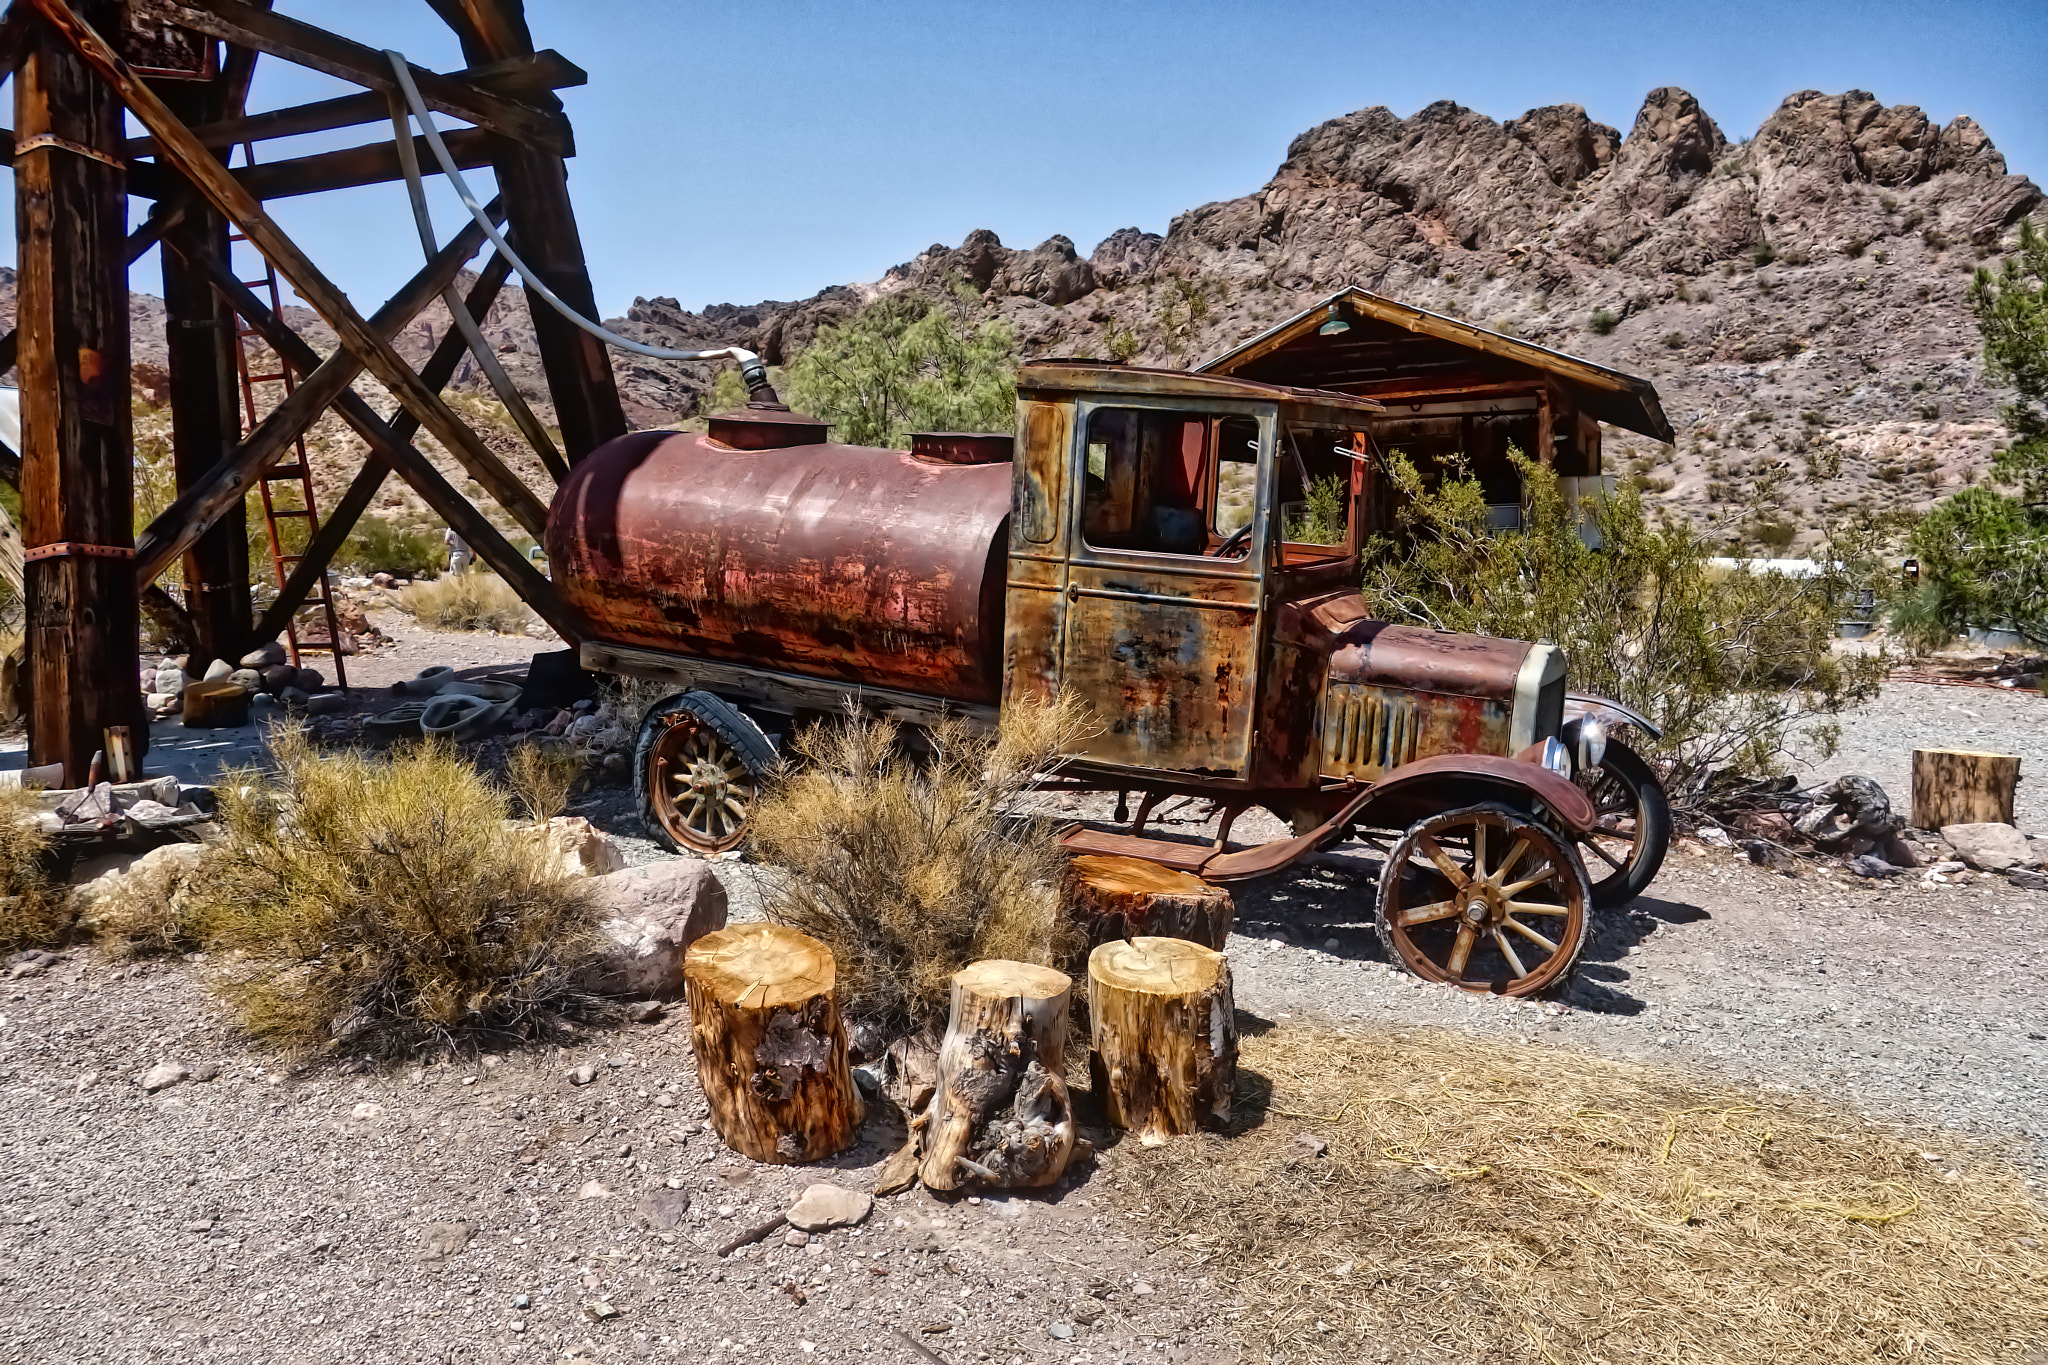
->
[1320, 682, 1419, 780]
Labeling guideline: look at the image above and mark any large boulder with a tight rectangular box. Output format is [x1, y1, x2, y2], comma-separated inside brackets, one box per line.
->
[579, 861, 729, 997]
[1939, 822, 2035, 873]
[512, 815, 627, 878]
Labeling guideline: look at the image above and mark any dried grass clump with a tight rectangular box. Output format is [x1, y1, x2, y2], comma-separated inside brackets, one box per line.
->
[398, 568, 532, 635]
[0, 784, 70, 950]
[196, 725, 606, 1057]
[1118, 1025, 2048, 1365]
[749, 694, 1093, 1037]
[506, 738, 580, 824]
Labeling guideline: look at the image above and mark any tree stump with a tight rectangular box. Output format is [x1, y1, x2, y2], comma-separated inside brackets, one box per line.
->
[1088, 936, 1237, 1145]
[683, 923, 863, 1164]
[915, 960, 1076, 1192]
[1067, 854, 1235, 950]
[1911, 748, 2020, 829]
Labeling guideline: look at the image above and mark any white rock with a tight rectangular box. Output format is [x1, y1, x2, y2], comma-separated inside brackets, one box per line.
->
[202, 658, 233, 682]
[511, 815, 626, 879]
[785, 1183, 872, 1232]
[139, 1061, 191, 1092]
[351, 1102, 386, 1121]
[1940, 822, 2034, 873]
[567, 1064, 598, 1086]
[578, 862, 729, 997]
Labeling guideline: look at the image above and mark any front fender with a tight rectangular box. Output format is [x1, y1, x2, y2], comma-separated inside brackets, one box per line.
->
[1347, 752, 1597, 836]
[1563, 692, 1663, 740]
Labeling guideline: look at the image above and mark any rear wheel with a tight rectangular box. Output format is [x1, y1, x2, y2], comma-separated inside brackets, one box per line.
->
[1575, 739, 1671, 909]
[1375, 802, 1591, 997]
[634, 691, 778, 855]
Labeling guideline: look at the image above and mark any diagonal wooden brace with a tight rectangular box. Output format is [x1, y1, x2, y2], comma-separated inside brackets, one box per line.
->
[178, 243, 583, 642]
[30, 0, 559, 580]
[130, 199, 544, 585]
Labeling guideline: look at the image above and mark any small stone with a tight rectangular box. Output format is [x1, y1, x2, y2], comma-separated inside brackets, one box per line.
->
[577, 1180, 614, 1200]
[1049, 1323, 1075, 1340]
[240, 641, 288, 669]
[1849, 854, 1904, 879]
[1291, 1133, 1330, 1158]
[2009, 868, 2048, 891]
[716, 1204, 736, 1218]
[182, 1218, 216, 1233]
[202, 658, 233, 682]
[582, 1299, 621, 1322]
[567, 1064, 598, 1086]
[514, 1294, 531, 1310]
[313, 1232, 332, 1252]
[260, 664, 298, 694]
[784, 1227, 812, 1247]
[140, 1061, 191, 1093]
[653, 1092, 676, 1108]
[189, 1062, 220, 1083]
[1322, 937, 1341, 952]
[631, 1188, 692, 1231]
[626, 1000, 663, 1023]
[295, 668, 325, 692]
[1133, 1281, 1155, 1296]
[418, 1220, 475, 1262]
[350, 1102, 385, 1121]
[304, 692, 347, 717]
[249, 693, 283, 724]
[785, 1183, 873, 1232]
[279, 686, 312, 708]
[1941, 822, 2033, 873]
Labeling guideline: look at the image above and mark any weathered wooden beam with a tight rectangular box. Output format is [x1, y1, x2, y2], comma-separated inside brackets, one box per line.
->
[444, 0, 624, 463]
[122, 50, 586, 159]
[247, 252, 520, 646]
[130, 0, 572, 154]
[238, 126, 496, 200]
[0, 204, 181, 383]
[159, 73, 250, 675]
[0, 3, 38, 76]
[130, 203, 521, 586]
[15, 0, 141, 784]
[215, 270, 581, 643]
[27, 0, 553, 570]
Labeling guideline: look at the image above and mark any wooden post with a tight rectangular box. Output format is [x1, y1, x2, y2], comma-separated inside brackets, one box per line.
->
[916, 960, 1076, 1192]
[440, 0, 626, 462]
[159, 77, 250, 674]
[1088, 937, 1237, 1146]
[683, 923, 863, 1164]
[1067, 854, 1235, 951]
[1911, 749, 2020, 830]
[15, 0, 142, 783]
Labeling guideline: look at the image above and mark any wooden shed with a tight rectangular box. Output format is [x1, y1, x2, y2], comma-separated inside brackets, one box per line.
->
[1196, 287, 1674, 534]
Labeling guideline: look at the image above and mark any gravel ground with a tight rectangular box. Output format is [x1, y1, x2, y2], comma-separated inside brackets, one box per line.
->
[5, 639, 2046, 1363]
[1807, 679, 2048, 831]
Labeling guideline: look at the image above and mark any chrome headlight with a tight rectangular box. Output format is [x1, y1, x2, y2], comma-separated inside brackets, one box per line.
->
[1539, 736, 1571, 777]
[1574, 717, 1608, 774]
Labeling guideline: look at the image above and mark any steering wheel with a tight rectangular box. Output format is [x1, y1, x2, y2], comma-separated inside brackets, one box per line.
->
[1215, 522, 1254, 559]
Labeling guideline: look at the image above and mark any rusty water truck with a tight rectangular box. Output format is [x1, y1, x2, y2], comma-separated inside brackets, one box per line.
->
[547, 360, 1668, 997]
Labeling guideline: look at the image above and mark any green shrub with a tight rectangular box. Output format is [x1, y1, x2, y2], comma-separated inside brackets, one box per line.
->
[784, 287, 1018, 448]
[1362, 451, 1886, 806]
[197, 726, 606, 1056]
[1587, 307, 1619, 335]
[1752, 241, 1778, 267]
[341, 517, 444, 578]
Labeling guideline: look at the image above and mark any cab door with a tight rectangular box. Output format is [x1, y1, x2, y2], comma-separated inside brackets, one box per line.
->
[1056, 400, 1272, 780]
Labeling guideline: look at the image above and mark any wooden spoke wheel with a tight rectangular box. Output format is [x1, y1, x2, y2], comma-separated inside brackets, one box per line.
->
[634, 691, 777, 856]
[1375, 802, 1591, 997]
[1573, 739, 1671, 910]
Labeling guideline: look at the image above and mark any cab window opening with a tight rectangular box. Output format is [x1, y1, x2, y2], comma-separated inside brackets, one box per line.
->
[1081, 407, 1262, 558]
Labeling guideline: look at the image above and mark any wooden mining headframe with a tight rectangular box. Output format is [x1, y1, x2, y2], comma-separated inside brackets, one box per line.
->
[3, 0, 627, 783]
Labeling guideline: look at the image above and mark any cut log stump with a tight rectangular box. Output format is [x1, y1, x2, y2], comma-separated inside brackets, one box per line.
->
[1067, 853, 1234, 950]
[1911, 748, 2019, 829]
[916, 960, 1076, 1192]
[1089, 936, 1237, 1146]
[683, 923, 863, 1164]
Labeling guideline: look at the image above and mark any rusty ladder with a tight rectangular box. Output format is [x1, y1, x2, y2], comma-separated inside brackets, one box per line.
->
[226, 145, 347, 689]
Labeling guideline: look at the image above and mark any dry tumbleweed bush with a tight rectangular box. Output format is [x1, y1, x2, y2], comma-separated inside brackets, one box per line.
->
[197, 725, 607, 1057]
[1117, 1025, 2048, 1365]
[0, 784, 70, 951]
[749, 694, 1093, 1038]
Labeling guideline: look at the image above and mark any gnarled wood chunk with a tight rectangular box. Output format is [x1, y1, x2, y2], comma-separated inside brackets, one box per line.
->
[1911, 748, 2019, 830]
[1067, 854, 1234, 951]
[1089, 936, 1237, 1146]
[684, 924, 862, 1163]
[916, 960, 1075, 1191]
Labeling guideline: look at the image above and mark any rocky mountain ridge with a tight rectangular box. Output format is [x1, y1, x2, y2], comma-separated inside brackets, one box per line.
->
[3, 84, 2040, 550]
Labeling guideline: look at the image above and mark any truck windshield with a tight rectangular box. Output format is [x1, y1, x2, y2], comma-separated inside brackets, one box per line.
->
[1277, 424, 1367, 561]
[1081, 408, 1262, 557]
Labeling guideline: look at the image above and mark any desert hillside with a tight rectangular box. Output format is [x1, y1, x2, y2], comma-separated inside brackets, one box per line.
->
[2, 85, 2039, 550]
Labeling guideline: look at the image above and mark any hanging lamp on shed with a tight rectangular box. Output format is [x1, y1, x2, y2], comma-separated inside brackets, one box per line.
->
[1317, 303, 1351, 336]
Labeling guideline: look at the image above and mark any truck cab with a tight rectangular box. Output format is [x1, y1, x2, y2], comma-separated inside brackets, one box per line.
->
[1002, 362, 1563, 799]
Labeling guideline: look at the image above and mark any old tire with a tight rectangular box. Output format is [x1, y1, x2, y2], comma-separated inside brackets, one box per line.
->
[1576, 739, 1670, 910]
[635, 691, 778, 855]
[1375, 802, 1591, 997]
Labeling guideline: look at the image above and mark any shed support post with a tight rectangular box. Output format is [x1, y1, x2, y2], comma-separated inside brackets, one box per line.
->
[159, 80, 250, 675]
[443, 0, 625, 462]
[14, 0, 141, 783]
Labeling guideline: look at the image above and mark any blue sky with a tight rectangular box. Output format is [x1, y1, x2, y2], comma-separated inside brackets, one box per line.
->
[4, 0, 2044, 317]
